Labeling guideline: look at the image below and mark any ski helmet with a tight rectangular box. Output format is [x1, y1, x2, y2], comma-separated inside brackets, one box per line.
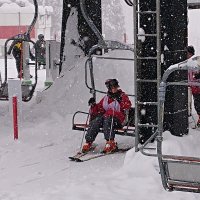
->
[105, 79, 119, 89]
[38, 34, 44, 40]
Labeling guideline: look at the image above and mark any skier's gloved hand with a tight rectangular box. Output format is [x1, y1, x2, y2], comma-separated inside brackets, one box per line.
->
[115, 95, 122, 102]
[194, 73, 200, 79]
[112, 93, 122, 102]
[88, 97, 96, 106]
[113, 96, 122, 102]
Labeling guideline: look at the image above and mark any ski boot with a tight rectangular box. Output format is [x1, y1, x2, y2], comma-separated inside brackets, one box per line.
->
[102, 140, 118, 153]
[82, 142, 93, 153]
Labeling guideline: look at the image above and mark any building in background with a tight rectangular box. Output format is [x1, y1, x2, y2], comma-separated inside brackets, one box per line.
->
[0, 1, 53, 57]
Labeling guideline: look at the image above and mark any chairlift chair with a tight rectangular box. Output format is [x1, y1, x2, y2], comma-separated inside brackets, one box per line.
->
[0, 0, 38, 102]
[157, 57, 200, 193]
[71, 0, 136, 137]
[72, 108, 135, 137]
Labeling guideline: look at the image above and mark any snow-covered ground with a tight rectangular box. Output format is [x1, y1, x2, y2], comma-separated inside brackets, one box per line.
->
[0, 50, 200, 200]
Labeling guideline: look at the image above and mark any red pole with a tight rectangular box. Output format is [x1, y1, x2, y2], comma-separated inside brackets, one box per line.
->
[12, 96, 18, 140]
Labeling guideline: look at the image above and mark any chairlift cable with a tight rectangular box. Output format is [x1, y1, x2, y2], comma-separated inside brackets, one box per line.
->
[26, 0, 38, 38]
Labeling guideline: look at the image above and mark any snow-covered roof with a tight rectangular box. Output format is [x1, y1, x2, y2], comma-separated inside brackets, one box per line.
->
[0, 0, 53, 14]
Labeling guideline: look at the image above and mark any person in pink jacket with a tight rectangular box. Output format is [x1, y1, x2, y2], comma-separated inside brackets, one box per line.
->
[187, 46, 200, 126]
[82, 79, 132, 153]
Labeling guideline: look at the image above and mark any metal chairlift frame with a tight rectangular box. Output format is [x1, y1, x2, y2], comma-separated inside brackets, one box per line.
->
[137, 57, 200, 193]
[0, 0, 38, 102]
[80, 0, 134, 97]
[72, 44, 136, 137]
[72, 0, 135, 137]
[124, 0, 133, 7]
[188, 0, 200, 9]
[157, 57, 200, 193]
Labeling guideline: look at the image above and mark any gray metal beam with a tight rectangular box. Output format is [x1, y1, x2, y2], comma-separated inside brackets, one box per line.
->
[188, 0, 200, 9]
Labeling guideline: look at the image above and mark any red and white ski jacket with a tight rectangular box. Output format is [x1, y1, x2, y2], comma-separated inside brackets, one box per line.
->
[90, 89, 132, 124]
[188, 69, 200, 94]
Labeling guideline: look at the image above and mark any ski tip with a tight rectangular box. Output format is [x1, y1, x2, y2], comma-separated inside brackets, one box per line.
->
[69, 157, 76, 161]
[69, 157, 83, 162]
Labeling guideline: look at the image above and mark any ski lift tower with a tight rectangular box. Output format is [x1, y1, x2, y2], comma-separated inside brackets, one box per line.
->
[134, 0, 188, 147]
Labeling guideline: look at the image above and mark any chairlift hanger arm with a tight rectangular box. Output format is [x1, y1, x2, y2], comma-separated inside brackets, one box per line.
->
[84, 57, 135, 97]
[91, 55, 134, 61]
[79, 0, 105, 46]
[26, 0, 38, 38]
[124, 0, 133, 6]
[156, 56, 200, 193]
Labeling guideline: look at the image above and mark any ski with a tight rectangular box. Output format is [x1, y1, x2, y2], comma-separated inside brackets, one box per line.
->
[69, 151, 88, 161]
[69, 147, 132, 162]
[69, 144, 97, 161]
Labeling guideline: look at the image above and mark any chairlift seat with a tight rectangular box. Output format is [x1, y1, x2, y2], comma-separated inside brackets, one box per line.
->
[72, 110, 135, 137]
[0, 82, 34, 101]
[161, 155, 200, 193]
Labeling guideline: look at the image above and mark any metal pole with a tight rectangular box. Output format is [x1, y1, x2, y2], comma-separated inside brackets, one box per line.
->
[156, 0, 161, 149]
[79, 0, 105, 46]
[79, 108, 91, 152]
[133, 0, 139, 152]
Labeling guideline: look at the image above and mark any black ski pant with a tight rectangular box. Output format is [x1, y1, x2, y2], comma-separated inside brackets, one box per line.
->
[13, 54, 21, 74]
[193, 93, 200, 115]
[85, 115, 122, 143]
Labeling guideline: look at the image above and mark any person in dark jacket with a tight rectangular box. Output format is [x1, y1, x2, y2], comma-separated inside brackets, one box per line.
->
[82, 79, 132, 153]
[8, 41, 23, 78]
[187, 45, 200, 126]
[8, 40, 34, 78]
[34, 34, 46, 69]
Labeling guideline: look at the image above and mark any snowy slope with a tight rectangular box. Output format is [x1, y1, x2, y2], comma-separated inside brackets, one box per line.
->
[0, 50, 200, 200]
